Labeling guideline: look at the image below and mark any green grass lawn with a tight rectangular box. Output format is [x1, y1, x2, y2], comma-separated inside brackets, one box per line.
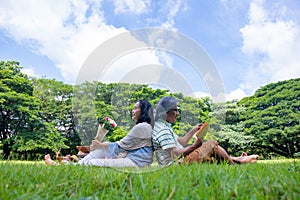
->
[0, 159, 299, 200]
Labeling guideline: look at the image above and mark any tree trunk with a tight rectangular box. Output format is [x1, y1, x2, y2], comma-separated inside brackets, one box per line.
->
[3, 141, 10, 159]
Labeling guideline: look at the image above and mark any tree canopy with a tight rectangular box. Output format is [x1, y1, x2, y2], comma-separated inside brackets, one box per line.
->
[238, 78, 300, 157]
[0, 61, 67, 159]
[0, 60, 299, 159]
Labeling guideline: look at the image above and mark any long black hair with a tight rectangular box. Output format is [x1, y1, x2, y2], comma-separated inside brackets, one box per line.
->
[136, 100, 154, 128]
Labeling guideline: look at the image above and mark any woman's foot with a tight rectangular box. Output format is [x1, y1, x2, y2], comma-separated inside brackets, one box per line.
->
[44, 154, 57, 165]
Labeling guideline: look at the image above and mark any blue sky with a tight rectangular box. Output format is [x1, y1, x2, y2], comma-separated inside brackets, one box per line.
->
[0, 0, 299, 101]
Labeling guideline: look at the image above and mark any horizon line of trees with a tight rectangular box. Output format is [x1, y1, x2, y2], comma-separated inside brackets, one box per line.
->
[0, 61, 299, 160]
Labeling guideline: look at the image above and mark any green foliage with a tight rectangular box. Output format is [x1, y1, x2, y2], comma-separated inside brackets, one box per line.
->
[73, 82, 100, 146]
[216, 123, 256, 155]
[207, 101, 255, 155]
[12, 125, 69, 158]
[33, 78, 80, 155]
[0, 61, 64, 159]
[106, 126, 127, 142]
[238, 78, 300, 158]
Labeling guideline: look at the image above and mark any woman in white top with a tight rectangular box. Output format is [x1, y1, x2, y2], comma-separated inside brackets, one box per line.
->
[77, 100, 154, 168]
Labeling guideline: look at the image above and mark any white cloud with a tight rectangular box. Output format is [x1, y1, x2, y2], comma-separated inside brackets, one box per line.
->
[191, 90, 243, 103]
[0, 0, 209, 95]
[0, 0, 188, 84]
[194, 88, 247, 102]
[239, 0, 300, 94]
[248, 0, 267, 23]
[226, 88, 247, 101]
[100, 50, 161, 83]
[113, 0, 151, 15]
[161, 0, 188, 29]
[0, 0, 126, 83]
[193, 91, 211, 99]
[21, 67, 36, 77]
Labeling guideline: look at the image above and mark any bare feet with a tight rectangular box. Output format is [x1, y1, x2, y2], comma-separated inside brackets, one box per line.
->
[231, 154, 259, 164]
[240, 155, 259, 163]
[44, 154, 57, 165]
[241, 152, 248, 156]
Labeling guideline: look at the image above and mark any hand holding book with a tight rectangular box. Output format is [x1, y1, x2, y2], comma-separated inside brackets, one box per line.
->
[195, 122, 209, 139]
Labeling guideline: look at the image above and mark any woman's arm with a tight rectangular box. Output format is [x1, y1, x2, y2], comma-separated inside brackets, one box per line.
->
[90, 140, 109, 151]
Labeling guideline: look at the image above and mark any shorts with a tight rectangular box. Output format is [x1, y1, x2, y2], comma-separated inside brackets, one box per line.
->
[183, 140, 219, 164]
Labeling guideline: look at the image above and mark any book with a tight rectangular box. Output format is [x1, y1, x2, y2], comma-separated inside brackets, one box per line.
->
[195, 122, 209, 138]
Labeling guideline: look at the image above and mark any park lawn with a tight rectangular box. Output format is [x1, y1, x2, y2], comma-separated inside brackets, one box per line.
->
[0, 159, 299, 200]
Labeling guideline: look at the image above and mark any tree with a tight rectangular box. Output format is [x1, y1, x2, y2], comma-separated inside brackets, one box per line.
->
[73, 82, 100, 145]
[0, 61, 36, 158]
[32, 78, 80, 155]
[208, 101, 255, 155]
[238, 78, 300, 158]
[0, 61, 67, 159]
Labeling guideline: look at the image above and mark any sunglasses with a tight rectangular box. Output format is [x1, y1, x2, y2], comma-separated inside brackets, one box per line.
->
[169, 107, 180, 113]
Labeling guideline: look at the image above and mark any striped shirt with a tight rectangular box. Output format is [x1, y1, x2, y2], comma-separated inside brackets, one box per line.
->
[152, 119, 183, 165]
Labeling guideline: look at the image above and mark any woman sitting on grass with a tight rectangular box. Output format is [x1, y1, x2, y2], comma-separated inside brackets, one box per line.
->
[45, 99, 154, 168]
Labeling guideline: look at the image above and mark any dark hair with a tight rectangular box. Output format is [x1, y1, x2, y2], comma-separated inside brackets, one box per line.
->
[136, 100, 154, 128]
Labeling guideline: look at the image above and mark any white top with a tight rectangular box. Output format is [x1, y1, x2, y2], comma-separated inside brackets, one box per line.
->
[117, 122, 153, 150]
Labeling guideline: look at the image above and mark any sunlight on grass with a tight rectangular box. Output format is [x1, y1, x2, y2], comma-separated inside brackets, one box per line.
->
[0, 160, 43, 165]
[258, 159, 300, 164]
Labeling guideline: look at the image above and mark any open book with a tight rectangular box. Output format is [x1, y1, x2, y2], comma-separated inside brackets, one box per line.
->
[195, 122, 209, 138]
